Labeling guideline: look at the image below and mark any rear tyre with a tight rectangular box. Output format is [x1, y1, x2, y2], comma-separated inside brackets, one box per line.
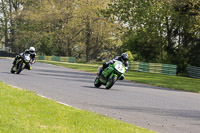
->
[106, 76, 117, 89]
[94, 77, 101, 88]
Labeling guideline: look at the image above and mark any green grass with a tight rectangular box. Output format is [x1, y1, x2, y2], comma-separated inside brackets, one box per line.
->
[39, 60, 200, 93]
[0, 81, 155, 133]
[125, 71, 200, 93]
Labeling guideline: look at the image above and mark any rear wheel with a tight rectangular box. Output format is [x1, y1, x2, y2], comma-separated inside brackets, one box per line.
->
[94, 77, 101, 88]
[106, 76, 117, 89]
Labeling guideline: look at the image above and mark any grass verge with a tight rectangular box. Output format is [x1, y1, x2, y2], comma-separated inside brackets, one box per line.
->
[0, 81, 155, 133]
[39, 60, 200, 93]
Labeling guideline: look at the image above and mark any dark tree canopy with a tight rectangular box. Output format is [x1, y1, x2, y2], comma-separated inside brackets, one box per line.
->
[1, 0, 200, 72]
[103, 0, 200, 72]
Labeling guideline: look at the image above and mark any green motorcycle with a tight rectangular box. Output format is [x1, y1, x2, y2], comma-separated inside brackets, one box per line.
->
[94, 60, 126, 89]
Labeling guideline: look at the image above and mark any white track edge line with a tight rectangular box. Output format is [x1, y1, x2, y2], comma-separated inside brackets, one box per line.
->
[8, 84, 79, 109]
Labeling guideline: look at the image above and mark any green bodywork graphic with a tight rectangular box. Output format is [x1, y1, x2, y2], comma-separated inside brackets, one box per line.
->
[94, 60, 126, 89]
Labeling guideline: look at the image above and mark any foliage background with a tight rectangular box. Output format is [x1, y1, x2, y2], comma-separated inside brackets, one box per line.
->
[0, 0, 200, 73]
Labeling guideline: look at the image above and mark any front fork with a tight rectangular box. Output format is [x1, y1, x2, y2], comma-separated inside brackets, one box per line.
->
[17, 61, 27, 70]
[108, 72, 118, 81]
[97, 67, 102, 75]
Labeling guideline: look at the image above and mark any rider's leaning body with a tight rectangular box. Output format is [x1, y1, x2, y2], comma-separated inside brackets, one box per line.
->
[99, 53, 129, 80]
[12, 47, 36, 70]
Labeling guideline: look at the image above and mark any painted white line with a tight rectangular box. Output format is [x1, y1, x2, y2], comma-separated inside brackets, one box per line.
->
[37, 94, 78, 109]
[8, 85, 23, 90]
[8, 84, 78, 109]
[56, 101, 73, 108]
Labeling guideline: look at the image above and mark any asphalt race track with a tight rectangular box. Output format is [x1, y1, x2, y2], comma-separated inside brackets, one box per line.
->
[0, 58, 200, 133]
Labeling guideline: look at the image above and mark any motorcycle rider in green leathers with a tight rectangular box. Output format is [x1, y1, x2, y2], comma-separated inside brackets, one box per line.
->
[98, 53, 129, 80]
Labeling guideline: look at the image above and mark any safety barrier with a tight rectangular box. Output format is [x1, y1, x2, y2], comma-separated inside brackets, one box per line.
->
[37, 56, 75, 63]
[0, 51, 16, 57]
[129, 61, 177, 75]
[187, 65, 200, 79]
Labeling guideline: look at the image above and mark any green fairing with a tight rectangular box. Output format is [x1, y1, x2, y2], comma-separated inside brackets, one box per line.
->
[94, 60, 125, 89]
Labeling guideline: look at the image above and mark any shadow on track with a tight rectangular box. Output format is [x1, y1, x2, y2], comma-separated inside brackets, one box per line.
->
[92, 104, 200, 121]
[81, 86, 119, 91]
[33, 67, 185, 93]
[35, 69, 95, 76]
[1, 71, 30, 76]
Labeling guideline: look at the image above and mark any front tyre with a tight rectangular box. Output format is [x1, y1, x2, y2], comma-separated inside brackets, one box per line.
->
[106, 76, 117, 89]
[10, 65, 16, 74]
[16, 63, 24, 74]
[94, 77, 101, 88]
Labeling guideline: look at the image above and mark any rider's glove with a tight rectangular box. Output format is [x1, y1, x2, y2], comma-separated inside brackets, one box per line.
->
[30, 60, 36, 64]
[109, 60, 115, 64]
[125, 67, 128, 73]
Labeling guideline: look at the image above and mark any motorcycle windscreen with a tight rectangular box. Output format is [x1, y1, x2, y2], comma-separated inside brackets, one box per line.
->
[114, 61, 125, 74]
[24, 54, 31, 62]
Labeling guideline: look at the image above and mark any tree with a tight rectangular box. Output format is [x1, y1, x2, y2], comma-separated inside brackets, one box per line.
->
[73, 0, 122, 62]
[103, 0, 200, 72]
[1, 0, 122, 62]
[0, 0, 9, 47]
[0, 0, 24, 52]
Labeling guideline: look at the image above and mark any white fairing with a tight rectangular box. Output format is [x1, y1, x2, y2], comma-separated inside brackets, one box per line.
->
[24, 54, 31, 62]
[114, 60, 125, 74]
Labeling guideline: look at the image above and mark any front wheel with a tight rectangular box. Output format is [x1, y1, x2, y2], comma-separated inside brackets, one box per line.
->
[106, 76, 117, 89]
[94, 77, 101, 88]
[16, 63, 24, 74]
[10, 65, 16, 74]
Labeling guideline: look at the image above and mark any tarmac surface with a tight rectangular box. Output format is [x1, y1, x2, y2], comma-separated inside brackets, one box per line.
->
[0, 58, 200, 133]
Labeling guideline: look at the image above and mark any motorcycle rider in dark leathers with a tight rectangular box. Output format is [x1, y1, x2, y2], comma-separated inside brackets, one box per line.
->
[12, 46, 36, 70]
[98, 53, 129, 80]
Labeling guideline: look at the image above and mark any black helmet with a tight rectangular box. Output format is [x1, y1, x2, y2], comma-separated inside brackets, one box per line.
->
[121, 53, 128, 62]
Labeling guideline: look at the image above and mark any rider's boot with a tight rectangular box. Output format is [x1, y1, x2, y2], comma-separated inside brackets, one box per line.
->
[28, 66, 32, 70]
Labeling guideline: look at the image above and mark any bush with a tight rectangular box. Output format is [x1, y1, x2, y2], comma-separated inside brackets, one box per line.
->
[125, 51, 134, 61]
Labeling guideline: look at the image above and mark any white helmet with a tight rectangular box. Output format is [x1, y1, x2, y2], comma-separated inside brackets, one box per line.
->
[29, 47, 35, 54]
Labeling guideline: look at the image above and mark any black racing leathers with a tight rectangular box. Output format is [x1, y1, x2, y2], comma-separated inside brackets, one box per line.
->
[13, 49, 36, 70]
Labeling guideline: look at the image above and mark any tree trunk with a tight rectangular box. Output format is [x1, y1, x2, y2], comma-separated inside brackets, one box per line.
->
[165, 17, 174, 56]
[67, 39, 72, 57]
[9, 0, 15, 48]
[85, 16, 91, 62]
[1, 0, 9, 47]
